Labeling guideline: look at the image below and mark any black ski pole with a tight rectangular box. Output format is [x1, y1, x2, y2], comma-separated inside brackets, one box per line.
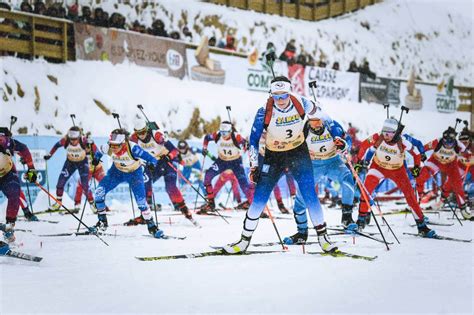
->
[77, 164, 96, 233]
[194, 155, 206, 211]
[308, 80, 318, 103]
[112, 113, 123, 129]
[137, 105, 159, 130]
[375, 199, 400, 244]
[44, 158, 51, 207]
[226, 106, 232, 124]
[383, 104, 390, 119]
[21, 163, 35, 214]
[454, 118, 462, 131]
[70, 114, 76, 127]
[9, 116, 17, 133]
[35, 181, 109, 246]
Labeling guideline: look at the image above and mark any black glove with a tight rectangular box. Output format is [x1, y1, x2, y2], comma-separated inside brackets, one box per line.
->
[201, 148, 208, 157]
[420, 153, 427, 162]
[44, 154, 52, 161]
[411, 166, 421, 178]
[25, 168, 38, 183]
[92, 157, 100, 166]
[160, 155, 171, 165]
[147, 162, 156, 173]
[249, 167, 260, 184]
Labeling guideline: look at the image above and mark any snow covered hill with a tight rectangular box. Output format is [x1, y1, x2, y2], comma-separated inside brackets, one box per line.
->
[0, 57, 469, 142]
[5, 0, 473, 85]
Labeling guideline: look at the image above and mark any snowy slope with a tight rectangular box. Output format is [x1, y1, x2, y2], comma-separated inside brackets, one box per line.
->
[6, 0, 473, 85]
[0, 57, 469, 142]
[1, 204, 472, 314]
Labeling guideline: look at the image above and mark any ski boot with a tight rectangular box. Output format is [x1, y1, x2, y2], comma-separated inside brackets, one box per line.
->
[328, 197, 339, 208]
[73, 203, 81, 212]
[124, 215, 145, 226]
[197, 199, 216, 214]
[94, 213, 108, 232]
[341, 204, 356, 230]
[315, 223, 337, 253]
[283, 229, 308, 245]
[260, 211, 269, 218]
[415, 218, 436, 238]
[23, 208, 39, 222]
[356, 212, 369, 231]
[48, 201, 62, 212]
[459, 203, 472, 220]
[1, 222, 16, 243]
[0, 241, 10, 255]
[176, 203, 201, 228]
[237, 200, 251, 210]
[222, 235, 251, 254]
[277, 201, 290, 214]
[145, 218, 164, 238]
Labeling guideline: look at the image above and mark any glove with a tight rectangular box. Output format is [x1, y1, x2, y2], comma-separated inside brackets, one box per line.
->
[92, 157, 100, 166]
[249, 167, 260, 184]
[411, 166, 421, 178]
[334, 137, 348, 154]
[420, 153, 427, 162]
[160, 155, 171, 165]
[25, 168, 38, 183]
[354, 162, 367, 173]
[44, 154, 51, 161]
[147, 162, 156, 173]
[201, 148, 208, 157]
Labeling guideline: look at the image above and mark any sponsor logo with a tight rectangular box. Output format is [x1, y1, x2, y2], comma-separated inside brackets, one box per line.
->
[166, 49, 184, 71]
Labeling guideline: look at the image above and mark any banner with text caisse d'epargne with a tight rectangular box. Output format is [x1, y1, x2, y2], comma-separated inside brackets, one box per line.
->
[304, 66, 360, 101]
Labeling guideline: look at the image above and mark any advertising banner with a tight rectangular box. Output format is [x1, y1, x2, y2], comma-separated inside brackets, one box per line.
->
[74, 23, 187, 78]
[304, 66, 360, 101]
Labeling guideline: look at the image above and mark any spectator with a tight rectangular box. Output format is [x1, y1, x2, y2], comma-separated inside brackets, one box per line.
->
[109, 12, 125, 29]
[20, 1, 33, 13]
[217, 38, 226, 49]
[279, 39, 296, 61]
[170, 31, 180, 40]
[359, 59, 376, 79]
[296, 53, 307, 67]
[208, 36, 216, 47]
[0, 2, 11, 10]
[182, 26, 193, 42]
[347, 60, 358, 72]
[148, 19, 168, 37]
[79, 6, 93, 24]
[317, 60, 327, 68]
[93, 8, 108, 27]
[130, 20, 146, 33]
[332, 61, 340, 71]
[224, 35, 236, 51]
[66, 4, 80, 22]
[33, 1, 47, 15]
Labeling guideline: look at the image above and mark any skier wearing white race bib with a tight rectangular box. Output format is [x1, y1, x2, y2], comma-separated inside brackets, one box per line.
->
[222, 76, 337, 254]
[283, 109, 356, 245]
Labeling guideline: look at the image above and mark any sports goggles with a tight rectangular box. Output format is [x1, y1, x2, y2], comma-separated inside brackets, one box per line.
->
[272, 93, 290, 101]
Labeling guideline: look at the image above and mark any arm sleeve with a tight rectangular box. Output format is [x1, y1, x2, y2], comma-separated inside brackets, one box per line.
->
[203, 133, 217, 149]
[49, 138, 65, 156]
[130, 143, 158, 165]
[403, 138, 421, 166]
[13, 139, 34, 169]
[423, 139, 438, 152]
[249, 107, 265, 167]
[403, 134, 425, 154]
[328, 120, 352, 148]
[357, 133, 378, 161]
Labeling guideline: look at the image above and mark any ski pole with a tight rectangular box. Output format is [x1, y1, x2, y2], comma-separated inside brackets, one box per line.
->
[70, 114, 76, 127]
[166, 160, 229, 224]
[77, 164, 96, 233]
[264, 205, 288, 251]
[194, 155, 206, 211]
[383, 104, 390, 119]
[44, 158, 51, 207]
[21, 163, 35, 214]
[34, 181, 109, 246]
[375, 199, 400, 244]
[137, 105, 159, 130]
[308, 81, 318, 103]
[345, 155, 390, 250]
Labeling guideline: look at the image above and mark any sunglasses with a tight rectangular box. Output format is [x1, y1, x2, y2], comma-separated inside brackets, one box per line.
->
[383, 131, 396, 137]
[136, 129, 148, 136]
[272, 93, 289, 101]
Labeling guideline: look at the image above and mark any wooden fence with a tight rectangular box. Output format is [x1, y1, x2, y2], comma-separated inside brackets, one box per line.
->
[0, 9, 74, 62]
[208, 0, 382, 21]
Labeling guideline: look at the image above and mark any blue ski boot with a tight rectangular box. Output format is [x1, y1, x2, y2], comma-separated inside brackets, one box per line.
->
[146, 218, 164, 238]
[23, 208, 39, 222]
[0, 241, 10, 255]
[95, 213, 108, 231]
[356, 213, 369, 231]
[1, 222, 15, 243]
[416, 218, 436, 238]
[283, 229, 308, 245]
[341, 204, 357, 231]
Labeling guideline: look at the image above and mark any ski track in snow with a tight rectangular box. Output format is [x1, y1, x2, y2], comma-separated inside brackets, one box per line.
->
[1, 201, 472, 314]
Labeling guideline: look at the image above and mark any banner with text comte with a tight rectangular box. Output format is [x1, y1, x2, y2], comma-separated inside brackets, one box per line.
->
[304, 66, 360, 101]
[74, 23, 187, 79]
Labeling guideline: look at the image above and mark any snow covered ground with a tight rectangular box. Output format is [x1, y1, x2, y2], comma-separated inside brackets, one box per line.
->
[1, 202, 472, 314]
